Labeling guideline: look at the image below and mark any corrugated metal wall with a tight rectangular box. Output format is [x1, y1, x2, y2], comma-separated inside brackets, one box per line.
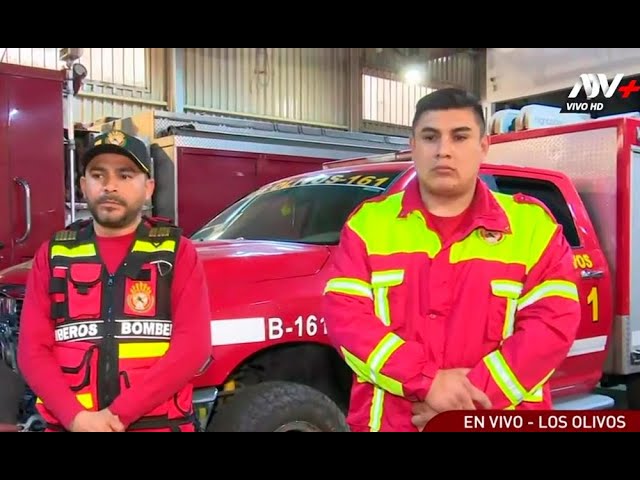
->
[362, 69, 437, 127]
[0, 48, 168, 124]
[182, 48, 349, 129]
[76, 48, 167, 123]
[358, 49, 484, 135]
[361, 49, 482, 94]
[428, 52, 481, 95]
[0, 48, 483, 132]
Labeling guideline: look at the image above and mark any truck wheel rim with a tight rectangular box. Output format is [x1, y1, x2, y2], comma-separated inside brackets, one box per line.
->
[274, 421, 323, 432]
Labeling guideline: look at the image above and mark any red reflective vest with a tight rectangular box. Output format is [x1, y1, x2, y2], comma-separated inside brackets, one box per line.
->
[323, 178, 581, 432]
[35, 218, 195, 432]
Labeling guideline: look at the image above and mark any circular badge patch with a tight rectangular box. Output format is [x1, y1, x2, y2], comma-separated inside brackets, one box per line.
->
[478, 227, 505, 245]
[127, 281, 155, 314]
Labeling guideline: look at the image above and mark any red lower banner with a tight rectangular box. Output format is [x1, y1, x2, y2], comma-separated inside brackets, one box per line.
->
[423, 410, 639, 432]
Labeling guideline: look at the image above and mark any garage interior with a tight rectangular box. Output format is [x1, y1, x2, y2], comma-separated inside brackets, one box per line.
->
[1, 47, 639, 432]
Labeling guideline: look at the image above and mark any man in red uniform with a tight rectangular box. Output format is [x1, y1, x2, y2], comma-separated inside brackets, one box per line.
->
[322, 88, 581, 432]
[18, 130, 212, 432]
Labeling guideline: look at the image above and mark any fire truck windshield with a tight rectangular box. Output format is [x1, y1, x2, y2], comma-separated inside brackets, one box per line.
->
[191, 170, 402, 245]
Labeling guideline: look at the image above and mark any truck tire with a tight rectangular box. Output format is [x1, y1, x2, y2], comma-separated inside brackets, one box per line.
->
[627, 375, 640, 409]
[206, 380, 350, 432]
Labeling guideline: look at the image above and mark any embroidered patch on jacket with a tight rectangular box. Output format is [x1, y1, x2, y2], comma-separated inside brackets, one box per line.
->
[126, 281, 156, 314]
[478, 227, 505, 245]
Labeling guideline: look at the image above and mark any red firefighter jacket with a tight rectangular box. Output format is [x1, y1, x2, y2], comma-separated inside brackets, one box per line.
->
[323, 177, 581, 432]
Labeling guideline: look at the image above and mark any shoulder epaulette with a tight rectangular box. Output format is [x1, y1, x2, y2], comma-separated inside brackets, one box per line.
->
[53, 218, 92, 241]
[148, 226, 175, 238]
[54, 229, 78, 241]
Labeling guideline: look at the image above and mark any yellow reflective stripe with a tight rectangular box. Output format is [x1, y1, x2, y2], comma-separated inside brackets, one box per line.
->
[368, 332, 404, 373]
[37, 392, 94, 409]
[374, 289, 391, 325]
[119, 341, 169, 359]
[362, 332, 405, 430]
[347, 193, 442, 257]
[523, 386, 543, 402]
[369, 387, 385, 432]
[346, 190, 557, 270]
[518, 280, 579, 310]
[341, 348, 402, 396]
[522, 369, 554, 403]
[487, 352, 555, 407]
[132, 239, 176, 253]
[501, 298, 518, 339]
[371, 270, 404, 286]
[491, 279, 523, 298]
[450, 192, 558, 273]
[76, 393, 94, 409]
[491, 280, 523, 340]
[340, 333, 405, 397]
[371, 270, 404, 326]
[483, 350, 528, 405]
[50, 243, 96, 258]
[324, 277, 372, 299]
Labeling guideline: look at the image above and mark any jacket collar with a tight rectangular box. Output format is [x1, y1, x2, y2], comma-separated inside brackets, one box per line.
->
[398, 175, 511, 234]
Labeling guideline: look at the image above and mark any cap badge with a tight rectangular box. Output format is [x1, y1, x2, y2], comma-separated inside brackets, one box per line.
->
[106, 130, 126, 146]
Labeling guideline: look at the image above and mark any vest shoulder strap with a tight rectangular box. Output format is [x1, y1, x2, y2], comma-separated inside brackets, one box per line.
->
[52, 219, 93, 243]
[141, 216, 183, 241]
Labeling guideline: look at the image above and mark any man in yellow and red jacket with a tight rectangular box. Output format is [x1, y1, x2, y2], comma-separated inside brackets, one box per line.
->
[322, 88, 581, 432]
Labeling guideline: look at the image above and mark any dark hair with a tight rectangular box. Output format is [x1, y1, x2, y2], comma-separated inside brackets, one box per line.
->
[411, 87, 486, 135]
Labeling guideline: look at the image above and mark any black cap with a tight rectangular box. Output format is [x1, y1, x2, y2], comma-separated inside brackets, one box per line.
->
[81, 130, 151, 176]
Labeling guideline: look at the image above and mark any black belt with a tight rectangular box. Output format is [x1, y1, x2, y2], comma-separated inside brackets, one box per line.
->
[45, 414, 196, 432]
[128, 414, 196, 432]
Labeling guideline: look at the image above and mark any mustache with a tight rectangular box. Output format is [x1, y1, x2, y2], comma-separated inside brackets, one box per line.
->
[98, 195, 127, 206]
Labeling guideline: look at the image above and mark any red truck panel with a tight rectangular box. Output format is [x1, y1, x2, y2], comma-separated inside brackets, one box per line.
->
[0, 64, 65, 270]
[176, 147, 330, 236]
[0, 73, 10, 272]
[485, 117, 640, 382]
[488, 117, 638, 317]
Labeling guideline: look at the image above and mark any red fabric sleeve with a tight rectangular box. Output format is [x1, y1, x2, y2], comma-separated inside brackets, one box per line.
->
[108, 237, 212, 427]
[467, 225, 582, 409]
[17, 242, 86, 429]
[323, 223, 439, 402]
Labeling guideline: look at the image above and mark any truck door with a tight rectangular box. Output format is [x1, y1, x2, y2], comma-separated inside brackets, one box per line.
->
[5, 70, 65, 266]
[481, 171, 613, 396]
[0, 73, 11, 271]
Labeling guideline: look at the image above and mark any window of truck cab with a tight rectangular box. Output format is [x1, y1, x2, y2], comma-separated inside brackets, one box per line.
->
[481, 174, 581, 248]
[191, 170, 402, 245]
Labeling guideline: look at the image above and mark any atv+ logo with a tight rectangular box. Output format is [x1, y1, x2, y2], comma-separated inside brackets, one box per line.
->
[560, 73, 640, 113]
